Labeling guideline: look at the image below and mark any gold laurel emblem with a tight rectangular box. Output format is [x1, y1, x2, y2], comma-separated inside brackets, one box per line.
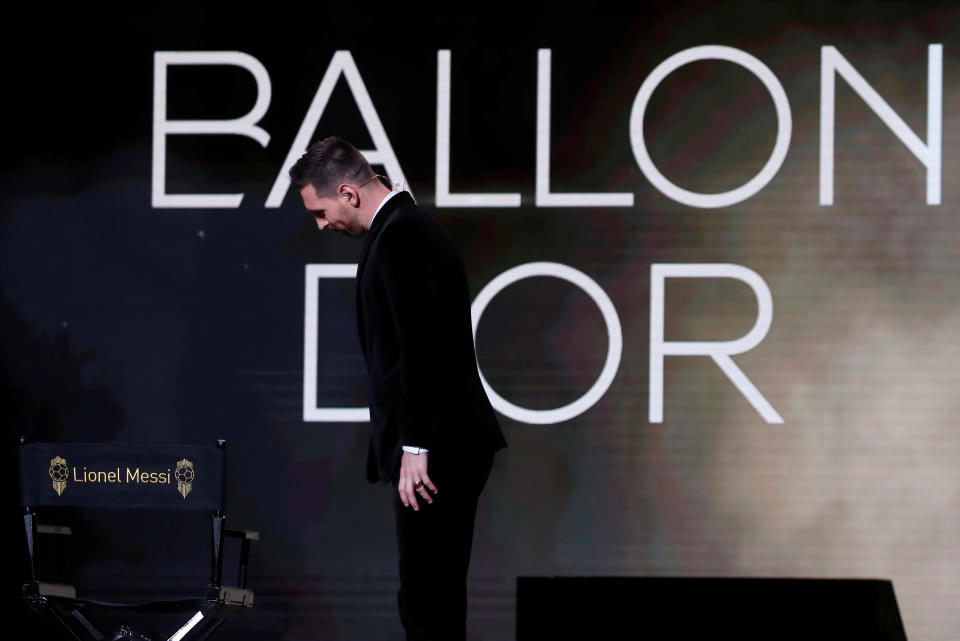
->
[174, 459, 195, 499]
[49, 456, 68, 497]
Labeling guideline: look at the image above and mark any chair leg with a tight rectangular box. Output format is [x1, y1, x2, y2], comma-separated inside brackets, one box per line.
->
[23, 509, 40, 595]
[189, 616, 226, 641]
[67, 607, 105, 640]
[210, 512, 225, 589]
[238, 538, 250, 588]
[167, 610, 226, 641]
[42, 599, 105, 641]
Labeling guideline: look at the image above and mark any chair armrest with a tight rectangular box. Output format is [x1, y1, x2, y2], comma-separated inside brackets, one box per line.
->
[37, 582, 77, 599]
[37, 525, 73, 536]
[224, 529, 259, 541]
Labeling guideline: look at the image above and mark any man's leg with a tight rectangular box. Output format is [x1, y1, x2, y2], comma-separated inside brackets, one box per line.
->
[393, 450, 494, 641]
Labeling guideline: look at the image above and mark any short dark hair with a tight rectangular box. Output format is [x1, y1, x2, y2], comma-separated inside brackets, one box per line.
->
[289, 136, 374, 197]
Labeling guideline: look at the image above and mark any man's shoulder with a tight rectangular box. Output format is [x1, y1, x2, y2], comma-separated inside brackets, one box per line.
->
[385, 196, 430, 221]
[374, 200, 462, 269]
[380, 198, 442, 237]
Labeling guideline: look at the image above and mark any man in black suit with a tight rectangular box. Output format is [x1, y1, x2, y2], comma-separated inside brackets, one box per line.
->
[290, 136, 507, 641]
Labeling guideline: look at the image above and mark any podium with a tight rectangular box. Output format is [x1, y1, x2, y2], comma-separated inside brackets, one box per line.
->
[517, 576, 908, 640]
[19, 439, 257, 641]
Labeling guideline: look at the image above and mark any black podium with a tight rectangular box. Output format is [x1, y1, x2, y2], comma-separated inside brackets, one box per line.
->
[19, 439, 257, 641]
[517, 576, 908, 641]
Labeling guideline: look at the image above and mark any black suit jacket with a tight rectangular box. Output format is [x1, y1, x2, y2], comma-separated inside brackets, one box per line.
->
[356, 192, 506, 483]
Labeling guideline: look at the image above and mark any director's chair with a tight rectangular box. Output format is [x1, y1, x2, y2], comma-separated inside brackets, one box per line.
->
[19, 439, 257, 641]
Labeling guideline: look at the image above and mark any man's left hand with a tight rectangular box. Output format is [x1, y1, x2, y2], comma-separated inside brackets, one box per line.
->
[398, 451, 438, 511]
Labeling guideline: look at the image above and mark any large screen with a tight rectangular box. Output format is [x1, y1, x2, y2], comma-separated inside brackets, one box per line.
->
[3, 4, 958, 640]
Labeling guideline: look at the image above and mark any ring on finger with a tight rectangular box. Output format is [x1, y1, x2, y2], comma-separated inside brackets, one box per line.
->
[414, 480, 424, 490]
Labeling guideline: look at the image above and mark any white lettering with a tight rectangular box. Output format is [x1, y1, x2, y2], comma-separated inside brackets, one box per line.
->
[471, 262, 623, 424]
[649, 263, 783, 423]
[303, 264, 369, 422]
[536, 49, 634, 208]
[819, 44, 942, 205]
[630, 46, 792, 209]
[436, 50, 520, 207]
[152, 51, 271, 208]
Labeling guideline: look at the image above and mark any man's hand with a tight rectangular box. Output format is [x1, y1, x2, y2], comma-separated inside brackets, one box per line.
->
[398, 451, 438, 511]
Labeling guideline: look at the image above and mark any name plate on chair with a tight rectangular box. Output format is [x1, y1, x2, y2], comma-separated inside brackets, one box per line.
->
[20, 443, 225, 511]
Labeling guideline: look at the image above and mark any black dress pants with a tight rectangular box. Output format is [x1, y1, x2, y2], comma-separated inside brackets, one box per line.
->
[393, 447, 495, 641]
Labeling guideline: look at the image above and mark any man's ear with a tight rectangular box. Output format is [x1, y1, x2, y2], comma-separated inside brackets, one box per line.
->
[339, 183, 360, 207]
